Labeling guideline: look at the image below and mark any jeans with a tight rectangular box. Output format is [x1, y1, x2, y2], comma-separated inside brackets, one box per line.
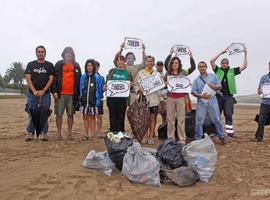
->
[255, 103, 270, 139]
[107, 97, 127, 132]
[195, 102, 224, 140]
[26, 93, 51, 134]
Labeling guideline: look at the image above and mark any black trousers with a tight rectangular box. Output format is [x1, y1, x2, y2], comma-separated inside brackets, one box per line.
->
[255, 103, 270, 139]
[107, 97, 127, 132]
[218, 95, 235, 125]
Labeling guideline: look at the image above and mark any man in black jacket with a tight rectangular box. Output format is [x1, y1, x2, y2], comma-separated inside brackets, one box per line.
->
[51, 47, 81, 140]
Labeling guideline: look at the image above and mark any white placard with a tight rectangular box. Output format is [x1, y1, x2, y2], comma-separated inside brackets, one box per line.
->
[173, 45, 190, 56]
[227, 42, 246, 55]
[106, 80, 130, 97]
[124, 37, 143, 50]
[139, 74, 165, 95]
[167, 76, 192, 93]
[201, 84, 216, 103]
[262, 83, 270, 98]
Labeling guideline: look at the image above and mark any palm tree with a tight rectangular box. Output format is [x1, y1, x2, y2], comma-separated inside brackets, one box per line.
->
[5, 62, 25, 84]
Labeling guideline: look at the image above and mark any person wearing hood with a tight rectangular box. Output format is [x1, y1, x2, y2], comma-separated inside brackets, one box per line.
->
[51, 47, 81, 140]
[79, 59, 104, 141]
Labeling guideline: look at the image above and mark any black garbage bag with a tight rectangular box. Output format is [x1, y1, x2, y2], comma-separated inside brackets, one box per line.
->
[104, 136, 133, 171]
[160, 166, 199, 187]
[157, 138, 184, 169]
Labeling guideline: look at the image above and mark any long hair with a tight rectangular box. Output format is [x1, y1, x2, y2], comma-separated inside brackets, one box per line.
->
[168, 56, 182, 75]
[61, 47, 75, 63]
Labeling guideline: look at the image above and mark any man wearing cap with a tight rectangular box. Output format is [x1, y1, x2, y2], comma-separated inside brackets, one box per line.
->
[51, 47, 81, 140]
[210, 47, 248, 138]
[251, 62, 270, 142]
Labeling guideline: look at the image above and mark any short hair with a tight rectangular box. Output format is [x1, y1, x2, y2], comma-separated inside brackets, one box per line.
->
[95, 61, 100, 67]
[146, 55, 155, 64]
[113, 54, 125, 67]
[221, 58, 229, 64]
[36, 45, 46, 53]
[125, 52, 136, 61]
[198, 61, 208, 68]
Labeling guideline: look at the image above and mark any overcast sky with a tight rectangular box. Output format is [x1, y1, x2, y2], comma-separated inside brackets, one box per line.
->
[0, 0, 269, 95]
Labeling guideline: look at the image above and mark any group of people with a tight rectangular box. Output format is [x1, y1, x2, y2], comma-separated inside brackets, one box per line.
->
[24, 43, 269, 145]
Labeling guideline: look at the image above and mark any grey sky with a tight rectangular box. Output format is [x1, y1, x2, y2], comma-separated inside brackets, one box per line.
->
[0, 0, 269, 95]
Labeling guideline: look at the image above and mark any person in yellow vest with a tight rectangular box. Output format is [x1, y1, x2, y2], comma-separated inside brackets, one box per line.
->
[210, 47, 248, 138]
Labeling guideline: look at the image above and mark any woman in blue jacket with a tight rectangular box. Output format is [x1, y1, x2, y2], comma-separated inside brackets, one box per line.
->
[79, 59, 104, 141]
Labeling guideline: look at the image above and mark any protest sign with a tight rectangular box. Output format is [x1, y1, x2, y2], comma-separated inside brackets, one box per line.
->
[124, 37, 143, 50]
[167, 76, 192, 93]
[106, 80, 130, 97]
[139, 74, 165, 95]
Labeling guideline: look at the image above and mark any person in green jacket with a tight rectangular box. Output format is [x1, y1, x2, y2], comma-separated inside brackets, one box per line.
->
[210, 47, 248, 138]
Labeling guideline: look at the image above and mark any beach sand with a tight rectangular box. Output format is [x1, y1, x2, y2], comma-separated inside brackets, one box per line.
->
[1, 98, 270, 200]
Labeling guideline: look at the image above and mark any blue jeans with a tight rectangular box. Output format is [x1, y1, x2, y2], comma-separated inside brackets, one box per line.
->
[25, 93, 51, 134]
[195, 102, 224, 140]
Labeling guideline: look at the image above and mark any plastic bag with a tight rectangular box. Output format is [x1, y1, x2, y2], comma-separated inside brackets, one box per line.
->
[157, 138, 184, 169]
[160, 166, 199, 187]
[82, 150, 115, 176]
[122, 142, 161, 187]
[182, 134, 217, 182]
[104, 136, 133, 171]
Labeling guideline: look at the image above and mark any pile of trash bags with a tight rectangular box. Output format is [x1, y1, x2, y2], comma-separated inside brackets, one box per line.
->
[82, 132, 217, 187]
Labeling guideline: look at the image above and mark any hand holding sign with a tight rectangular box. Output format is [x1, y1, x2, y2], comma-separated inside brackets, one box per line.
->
[106, 80, 130, 97]
[227, 43, 246, 55]
[167, 76, 192, 93]
[172, 45, 190, 56]
[124, 37, 143, 50]
[139, 74, 165, 95]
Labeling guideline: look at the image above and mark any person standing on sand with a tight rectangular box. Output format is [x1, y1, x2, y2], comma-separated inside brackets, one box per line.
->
[191, 61, 226, 145]
[114, 42, 146, 105]
[135, 56, 160, 145]
[79, 59, 103, 141]
[51, 47, 81, 140]
[164, 50, 196, 145]
[95, 61, 105, 136]
[251, 62, 270, 142]
[210, 47, 248, 138]
[106, 54, 133, 133]
[24, 45, 54, 141]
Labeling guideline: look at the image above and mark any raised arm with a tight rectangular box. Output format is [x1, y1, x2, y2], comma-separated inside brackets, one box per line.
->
[138, 43, 147, 70]
[187, 50, 196, 75]
[164, 47, 174, 71]
[210, 48, 227, 71]
[240, 47, 248, 72]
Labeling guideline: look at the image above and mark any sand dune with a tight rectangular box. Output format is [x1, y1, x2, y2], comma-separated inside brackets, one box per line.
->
[1, 98, 270, 200]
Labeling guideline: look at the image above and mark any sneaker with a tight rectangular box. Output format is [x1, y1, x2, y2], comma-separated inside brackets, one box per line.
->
[219, 138, 226, 145]
[148, 138, 155, 145]
[40, 134, 48, 141]
[227, 133, 237, 138]
[250, 137, 263, 142]
[179, 140, 186, 145]
[25, 133, 33, 142]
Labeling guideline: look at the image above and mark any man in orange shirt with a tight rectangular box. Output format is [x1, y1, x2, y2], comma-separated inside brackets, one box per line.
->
[51, 47, 81, 140]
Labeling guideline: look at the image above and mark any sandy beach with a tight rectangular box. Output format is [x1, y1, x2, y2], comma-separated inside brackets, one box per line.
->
[1, 98, 270, 200]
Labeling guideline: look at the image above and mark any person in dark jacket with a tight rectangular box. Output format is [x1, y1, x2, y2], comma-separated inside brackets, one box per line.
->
[79, 59, 104, 141]
[51, 47, 81, 140]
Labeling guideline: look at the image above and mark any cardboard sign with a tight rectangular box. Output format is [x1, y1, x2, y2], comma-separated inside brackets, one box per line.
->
[106, 80, 130, 97]
[227, 43, 246, 55]
[173, 45, 190, 56]
[139, 74, 165, 95]
[167, 76, 192, 93]
[201, 84, 216, 103]
[262, 83, 270, 98]
[124, 37, 143, 50]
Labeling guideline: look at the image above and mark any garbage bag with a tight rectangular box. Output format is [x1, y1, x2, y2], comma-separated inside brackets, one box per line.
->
[182, 134, 217, 182]
[160, 166, 199, 187]
[127, 95, 150, 142]
[122, 142, 161, 187]
[157, 138, 184, 169]
[82, 150, 115, 176]
[104, 136, 133, 171]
